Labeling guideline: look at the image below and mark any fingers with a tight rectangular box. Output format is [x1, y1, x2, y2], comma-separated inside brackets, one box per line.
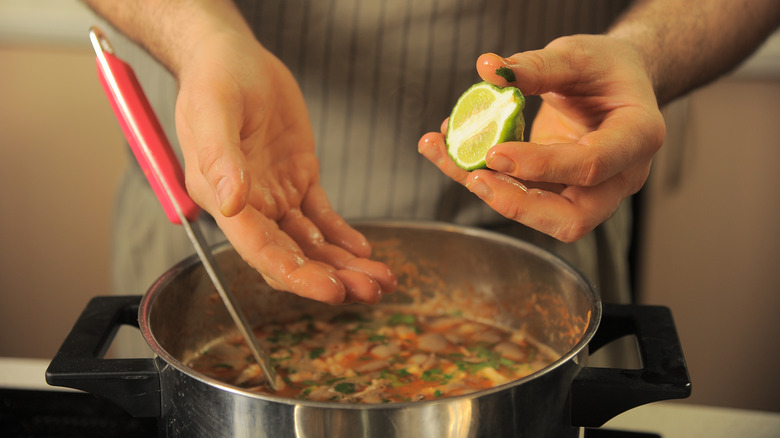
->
[463, 163, 643, 242]
[215, 208, 349, 304]
[281, 206, 397, 293]
[300, 185, 398, 296]
[418, 130, 605, 189]
[418, 133, 470, 185]
[487, 107, 663, 187]
[301, 185, 372, 258]
[417, 128, 650, 242]
[176, 77, 251, 218]
[279, 207, 397, 303]
[333, 270, 382, 305]
[476, 39, 606, 96]
[477, 51, 567, 94]
[463, 170, 626, 242]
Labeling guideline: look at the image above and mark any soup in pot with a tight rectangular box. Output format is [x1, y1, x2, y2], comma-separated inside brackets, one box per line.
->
[186, 306, 558, 403]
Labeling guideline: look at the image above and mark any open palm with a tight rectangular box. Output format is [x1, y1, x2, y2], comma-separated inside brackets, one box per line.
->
[175, 33, 395, 304]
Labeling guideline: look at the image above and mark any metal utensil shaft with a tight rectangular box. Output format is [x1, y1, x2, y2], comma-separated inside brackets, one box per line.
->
[182, 220, 278, 389]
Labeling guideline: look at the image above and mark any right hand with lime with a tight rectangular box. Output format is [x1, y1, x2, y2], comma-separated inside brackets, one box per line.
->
[419, 34, 665, 243]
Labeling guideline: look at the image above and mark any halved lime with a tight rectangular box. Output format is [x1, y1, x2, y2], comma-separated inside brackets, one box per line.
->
[445, 81, 525, 170]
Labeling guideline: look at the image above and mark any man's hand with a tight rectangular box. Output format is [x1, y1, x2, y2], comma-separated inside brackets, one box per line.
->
[176, 31, 396, 304]
[419, 35, 665, 242]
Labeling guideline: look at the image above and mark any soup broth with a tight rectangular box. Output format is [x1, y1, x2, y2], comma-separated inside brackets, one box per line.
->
[187, 307, 558, 403]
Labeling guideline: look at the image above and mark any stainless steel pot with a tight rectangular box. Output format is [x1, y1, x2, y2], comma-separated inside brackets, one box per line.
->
[47, 221, 691, 437]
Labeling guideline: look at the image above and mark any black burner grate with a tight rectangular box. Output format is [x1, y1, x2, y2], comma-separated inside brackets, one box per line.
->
[0, 389, 158, 438]
[2, 388, 661, 438]
[585, 428, 661, 438]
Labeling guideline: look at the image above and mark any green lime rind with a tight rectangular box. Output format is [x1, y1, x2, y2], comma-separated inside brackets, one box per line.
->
[445, 81, 525, 171]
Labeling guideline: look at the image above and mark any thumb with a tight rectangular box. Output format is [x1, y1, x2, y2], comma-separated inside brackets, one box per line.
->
[176, 86, 250, 218]
[476, 43, 583, 96]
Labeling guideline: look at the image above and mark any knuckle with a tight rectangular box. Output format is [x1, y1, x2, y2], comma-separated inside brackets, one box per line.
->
[581, 155, 608, 187]
[525, 51, 548, 74]
[547, 36, 593, 75]
[500, 201, 524, 223]
[521, 52, 550, 95]
[517, 156, 548, 181]
[555, 220, 591, 243]
[197, 144, 224, 185]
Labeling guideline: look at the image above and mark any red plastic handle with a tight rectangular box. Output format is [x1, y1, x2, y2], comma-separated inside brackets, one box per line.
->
[95, 50, 200, 224]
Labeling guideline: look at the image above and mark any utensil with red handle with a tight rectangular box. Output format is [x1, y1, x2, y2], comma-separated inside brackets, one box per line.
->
[88, 26, 277, 390]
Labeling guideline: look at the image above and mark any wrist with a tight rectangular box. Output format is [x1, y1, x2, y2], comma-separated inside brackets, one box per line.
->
[85, 0, 256, 80]
[605, 25, 666, 105]
[606, 0, 780, 107]
[161, 3, 256, 79]
[175, 26, 258, 83]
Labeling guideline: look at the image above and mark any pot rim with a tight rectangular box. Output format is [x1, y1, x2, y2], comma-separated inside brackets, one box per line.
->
[138, 219, 602, 408]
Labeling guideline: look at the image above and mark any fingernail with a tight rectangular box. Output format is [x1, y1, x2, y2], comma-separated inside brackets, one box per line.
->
[216, 177, 232, 211]
[481, 53, 507, 66]
[466, 178, 493, 201]
[487, 154, 515, 173]
[419, 137, 444, 165]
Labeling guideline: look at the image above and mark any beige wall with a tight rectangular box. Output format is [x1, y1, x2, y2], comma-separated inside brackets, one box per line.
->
[639, 78, 780, 413]
[0, 45, 126, 358]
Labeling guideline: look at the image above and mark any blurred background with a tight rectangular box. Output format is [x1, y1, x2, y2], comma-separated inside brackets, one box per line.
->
[1, 0, 778, 414]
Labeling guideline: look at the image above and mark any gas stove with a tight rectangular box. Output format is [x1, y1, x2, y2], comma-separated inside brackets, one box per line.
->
[3, 358, 780, 437]
[1, 388, 156, 438]
[1, 387, 658, 438]
[1, 358, 662, 438]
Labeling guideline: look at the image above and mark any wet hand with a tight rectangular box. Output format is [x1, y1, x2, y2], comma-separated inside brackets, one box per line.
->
[175, 31, 396, 303]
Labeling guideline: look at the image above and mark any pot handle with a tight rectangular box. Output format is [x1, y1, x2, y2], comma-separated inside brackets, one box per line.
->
[45, 295, 160, 418]
[570, 303, 691, 427]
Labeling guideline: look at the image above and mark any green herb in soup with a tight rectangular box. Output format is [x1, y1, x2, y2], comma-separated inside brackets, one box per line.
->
[186, 308, 556, 403]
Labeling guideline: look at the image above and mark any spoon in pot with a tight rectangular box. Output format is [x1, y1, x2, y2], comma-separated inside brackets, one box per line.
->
[88, 26, 278, 391]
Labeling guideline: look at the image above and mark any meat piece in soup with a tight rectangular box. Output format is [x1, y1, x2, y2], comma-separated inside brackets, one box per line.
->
[186, 308, 557, 403]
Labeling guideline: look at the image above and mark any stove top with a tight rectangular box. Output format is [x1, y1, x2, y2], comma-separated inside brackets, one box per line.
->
[1, 389, 157, 438]
[1, 388, 659, 438]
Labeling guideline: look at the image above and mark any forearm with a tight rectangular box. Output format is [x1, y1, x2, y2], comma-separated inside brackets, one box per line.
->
[82, 0, 254, 78]
[609, 0, 780, 106]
